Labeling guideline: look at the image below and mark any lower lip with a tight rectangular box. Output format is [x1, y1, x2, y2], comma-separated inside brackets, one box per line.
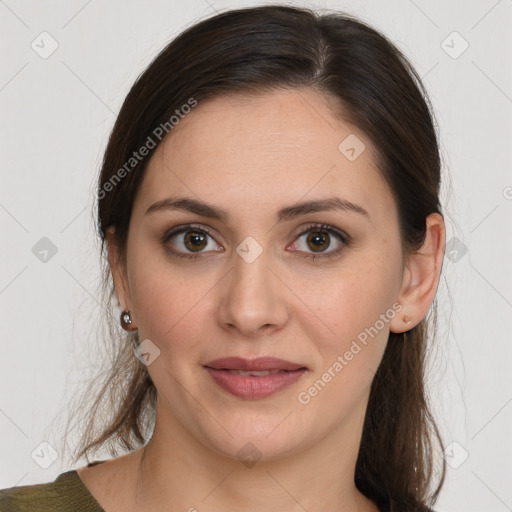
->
[204, 367, 307, 400]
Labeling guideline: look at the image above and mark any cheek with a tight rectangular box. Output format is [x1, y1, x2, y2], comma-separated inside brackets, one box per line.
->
[293, 246, 401, 385]
[295, 275, 395, 416]
[127, 249, 219, 358]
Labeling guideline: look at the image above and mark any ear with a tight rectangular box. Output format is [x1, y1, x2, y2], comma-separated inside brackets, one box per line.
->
[389, 212, 445, 334]
[105, 226, 132, 313]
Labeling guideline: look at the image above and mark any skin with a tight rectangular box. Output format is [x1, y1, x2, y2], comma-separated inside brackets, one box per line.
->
[77, 88, 445, 512]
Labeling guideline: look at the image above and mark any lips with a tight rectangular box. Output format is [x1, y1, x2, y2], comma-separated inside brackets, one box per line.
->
[203, 357, 308, 400]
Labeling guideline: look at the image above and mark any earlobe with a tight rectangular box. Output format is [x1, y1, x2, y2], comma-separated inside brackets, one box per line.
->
[389, 213, 445, 334]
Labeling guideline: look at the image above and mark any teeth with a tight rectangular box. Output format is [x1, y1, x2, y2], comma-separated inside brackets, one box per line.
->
[227, 369, 283, 376]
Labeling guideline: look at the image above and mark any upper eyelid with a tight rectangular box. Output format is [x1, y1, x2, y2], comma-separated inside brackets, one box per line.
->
[297, 223, 347, 237]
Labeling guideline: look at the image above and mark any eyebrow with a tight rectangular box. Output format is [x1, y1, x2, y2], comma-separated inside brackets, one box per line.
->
[145, 196, 369, 222]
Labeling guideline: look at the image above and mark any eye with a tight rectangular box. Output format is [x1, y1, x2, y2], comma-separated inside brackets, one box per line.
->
[161, 224, 222, 259]
[161, 223, 350, 262]
[288, 224, 349, 261]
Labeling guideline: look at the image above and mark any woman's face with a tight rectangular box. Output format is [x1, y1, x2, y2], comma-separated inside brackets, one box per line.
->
[111, 89, 408, 461]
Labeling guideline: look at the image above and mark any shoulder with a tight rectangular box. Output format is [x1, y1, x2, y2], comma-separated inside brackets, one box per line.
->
[0, 471, 105, 512]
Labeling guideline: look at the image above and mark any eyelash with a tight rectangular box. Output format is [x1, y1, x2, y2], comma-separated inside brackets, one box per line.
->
[161, 223, 350, 262]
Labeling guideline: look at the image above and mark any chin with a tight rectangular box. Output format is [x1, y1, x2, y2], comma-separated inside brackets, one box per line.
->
[194, 409, 313, 464]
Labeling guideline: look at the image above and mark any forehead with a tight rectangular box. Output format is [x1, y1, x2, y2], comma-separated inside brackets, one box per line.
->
[134, 89, 395, 223]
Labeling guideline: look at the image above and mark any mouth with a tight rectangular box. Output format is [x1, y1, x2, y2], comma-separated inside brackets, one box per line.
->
[204, 356, 308, 372]
[217, 368, 296, 376]
[203, 357, 308, 400]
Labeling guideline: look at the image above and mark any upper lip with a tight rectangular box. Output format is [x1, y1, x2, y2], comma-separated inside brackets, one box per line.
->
[204, 357, 307, 371]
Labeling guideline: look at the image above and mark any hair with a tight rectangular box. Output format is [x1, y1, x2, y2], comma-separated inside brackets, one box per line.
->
[66, 5, 446, 511]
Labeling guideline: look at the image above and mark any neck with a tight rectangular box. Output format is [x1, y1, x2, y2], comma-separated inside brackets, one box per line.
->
[126, 399, 379, 512]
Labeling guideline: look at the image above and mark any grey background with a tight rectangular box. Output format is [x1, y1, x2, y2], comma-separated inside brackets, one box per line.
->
[1, 1, 511, 511]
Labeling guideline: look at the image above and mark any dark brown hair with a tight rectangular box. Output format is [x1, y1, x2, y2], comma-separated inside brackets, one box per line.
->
[67, 5, 446, 511]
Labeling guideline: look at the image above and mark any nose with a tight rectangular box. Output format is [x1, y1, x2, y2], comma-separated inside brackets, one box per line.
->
[216, 246, 290, 338]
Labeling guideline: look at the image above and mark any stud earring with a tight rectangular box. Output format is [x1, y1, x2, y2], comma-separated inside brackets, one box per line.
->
[402, 315, 412, 326]
[120, 310, 137, 332]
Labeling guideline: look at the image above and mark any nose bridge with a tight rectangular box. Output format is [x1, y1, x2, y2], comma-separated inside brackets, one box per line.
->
[218, 237, 288, 335]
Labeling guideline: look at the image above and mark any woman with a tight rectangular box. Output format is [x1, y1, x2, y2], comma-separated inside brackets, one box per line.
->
[0, 4, 447, 511]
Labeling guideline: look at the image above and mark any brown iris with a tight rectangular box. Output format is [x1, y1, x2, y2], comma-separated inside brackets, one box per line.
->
[184, 231, 208, 252]
[307, 231, 330, 252]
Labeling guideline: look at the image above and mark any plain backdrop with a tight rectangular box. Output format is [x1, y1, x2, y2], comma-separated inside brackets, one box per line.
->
[1, 1, 511, 511]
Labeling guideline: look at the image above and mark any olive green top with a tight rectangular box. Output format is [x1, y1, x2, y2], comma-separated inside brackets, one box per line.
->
[0, 467, 105, 512]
